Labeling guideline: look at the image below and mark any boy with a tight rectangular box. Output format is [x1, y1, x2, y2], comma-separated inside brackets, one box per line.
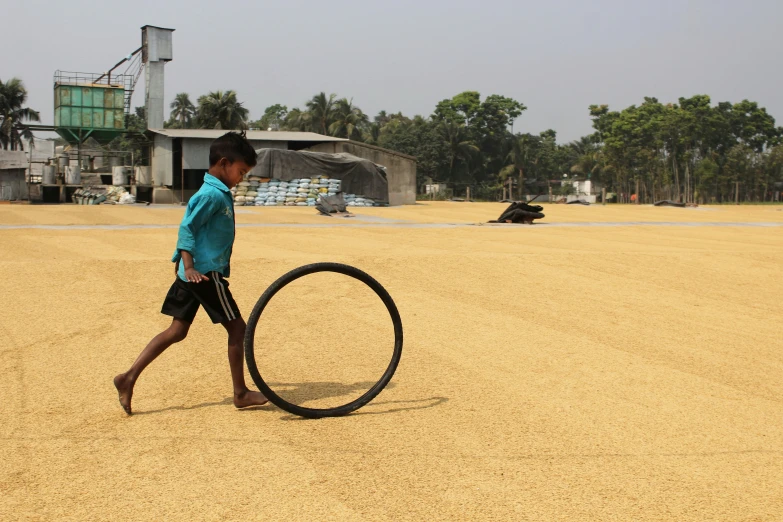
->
[114, 132, 267, 415]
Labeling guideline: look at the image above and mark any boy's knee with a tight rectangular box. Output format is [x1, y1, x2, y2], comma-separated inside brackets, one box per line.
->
[167, 324, 189, 343]
[225, 318, 246, 340]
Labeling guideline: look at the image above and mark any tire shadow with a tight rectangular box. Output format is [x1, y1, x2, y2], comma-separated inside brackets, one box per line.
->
[278, 395, 449, 421]
[265, 380, 397, 405]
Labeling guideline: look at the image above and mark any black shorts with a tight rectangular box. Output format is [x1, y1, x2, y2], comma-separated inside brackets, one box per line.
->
[161, 271, 241, 324]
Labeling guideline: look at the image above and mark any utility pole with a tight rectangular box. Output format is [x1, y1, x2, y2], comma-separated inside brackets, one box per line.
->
[735, 181, 740, 205]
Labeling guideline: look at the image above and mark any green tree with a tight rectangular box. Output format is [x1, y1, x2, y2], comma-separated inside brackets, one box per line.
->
[587, 95, 781, 203]
[253, 104, 288, 131]
[378, 115, 450, 184]
[438, 120, 479, 182]
[196, 90, 249, 130]
[169, 93, 195, 129]
[0, 77, 40, 151]
[728, 100, 779, 152]
[305, 92, 337, 135]
[329, 98, 369, 141]
[433, 91, 526, 184]
[283, 107, 312, 132]
[374, 110, 391, 126]
[500, 133, 537, 195]
[499, 130, 565, 196]
[433, 91, 482, 125]
[568, 135, 601, 179]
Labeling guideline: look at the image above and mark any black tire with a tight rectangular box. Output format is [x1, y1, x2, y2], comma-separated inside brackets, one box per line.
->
[244, 262, 404, 419]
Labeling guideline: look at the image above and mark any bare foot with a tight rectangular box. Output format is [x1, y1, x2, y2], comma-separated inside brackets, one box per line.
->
[234, 390, 269, 409]
[113, 373, 134, 415]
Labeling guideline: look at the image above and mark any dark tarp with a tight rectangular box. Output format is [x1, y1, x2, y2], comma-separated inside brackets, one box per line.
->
[654, 200, 686, 207]
[251, 148, 389, 202]
[315, 193, 348, 215]
[489, 201, 545, 223]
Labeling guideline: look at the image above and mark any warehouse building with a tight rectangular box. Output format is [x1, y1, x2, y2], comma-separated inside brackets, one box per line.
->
[148, 128, 416, 205]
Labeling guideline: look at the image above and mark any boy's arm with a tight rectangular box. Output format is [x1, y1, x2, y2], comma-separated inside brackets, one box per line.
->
[174, 194, 216, 283]
[180, 250, 209, 283]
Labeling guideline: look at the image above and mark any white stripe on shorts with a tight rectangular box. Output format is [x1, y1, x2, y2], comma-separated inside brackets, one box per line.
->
[213, 272, 235, 321]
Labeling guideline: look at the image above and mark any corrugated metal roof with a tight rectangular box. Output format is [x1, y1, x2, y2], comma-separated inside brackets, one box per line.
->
[149, 128, 347, 142]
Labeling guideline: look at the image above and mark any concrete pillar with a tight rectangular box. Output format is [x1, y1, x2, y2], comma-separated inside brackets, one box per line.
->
[145, 62, 166, 129]
[142, 26, 174, 130]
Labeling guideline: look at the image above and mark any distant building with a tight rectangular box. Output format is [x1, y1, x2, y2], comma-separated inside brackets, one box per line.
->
[148, 129, 416, 205]
[0, 151, 28, 201]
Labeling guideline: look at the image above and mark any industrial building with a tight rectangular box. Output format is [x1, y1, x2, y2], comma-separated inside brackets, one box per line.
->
[148, 129, 417, 205]
[20, 24, 416, 205]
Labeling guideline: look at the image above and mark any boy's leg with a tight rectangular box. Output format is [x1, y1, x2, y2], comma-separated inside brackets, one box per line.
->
[223, 317, 268, 408]
[114, 318, 190, 414]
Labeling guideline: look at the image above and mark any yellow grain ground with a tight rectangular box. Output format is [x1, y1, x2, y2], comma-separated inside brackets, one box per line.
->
[1, 202, 781, 521]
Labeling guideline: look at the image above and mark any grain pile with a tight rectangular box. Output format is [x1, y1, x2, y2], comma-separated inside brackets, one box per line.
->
[1, 203, 782, 521]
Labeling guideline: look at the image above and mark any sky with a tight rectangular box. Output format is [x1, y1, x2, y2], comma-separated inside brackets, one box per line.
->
[4, 0, 781, 143]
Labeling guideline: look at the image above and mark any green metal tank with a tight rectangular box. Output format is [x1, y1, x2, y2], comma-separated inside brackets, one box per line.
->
[53, 74, 127, 144]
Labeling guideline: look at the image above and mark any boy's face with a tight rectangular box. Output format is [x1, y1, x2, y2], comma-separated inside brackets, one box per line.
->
[217, 158, 253, 189]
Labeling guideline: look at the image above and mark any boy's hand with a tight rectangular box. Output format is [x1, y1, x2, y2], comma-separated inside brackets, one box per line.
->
[185, 268, 209, 283]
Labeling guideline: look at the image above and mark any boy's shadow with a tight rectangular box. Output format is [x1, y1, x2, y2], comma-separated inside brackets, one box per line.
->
[133, 381, 393, 415]
[133, 397, 236, 415]
[134, 381, 448, 418]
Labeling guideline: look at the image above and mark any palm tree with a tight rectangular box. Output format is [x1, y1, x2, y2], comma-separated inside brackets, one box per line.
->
[196, 90, 249, 130]
[305, 92, 337, 135]
[169, 93, 195, 129]
[282, 107, 312, 131]
[328, 98, 369, 141]
[365, 122, 381, 145]
[438, 120, 478, 181]
[500, 134, 537, 195]
[0, 78, 40, 151]
[568, 136, 601, 178]
[374, 110, 390, 126]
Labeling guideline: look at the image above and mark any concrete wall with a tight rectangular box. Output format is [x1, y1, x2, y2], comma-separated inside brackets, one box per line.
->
[306, 141, 417, 205]
[0, 170, 28, 200]
[152, 134, 173, 185]
[0, 150, 27, 170]
[183, 139, 286, 170]
[0, 150, 28, 199]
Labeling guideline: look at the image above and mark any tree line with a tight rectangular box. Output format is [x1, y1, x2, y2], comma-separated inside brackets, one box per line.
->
[167, 89, 783, 202]
[4, 76, 782, 202]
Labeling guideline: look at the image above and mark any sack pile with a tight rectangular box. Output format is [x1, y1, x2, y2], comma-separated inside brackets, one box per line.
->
[71, 186, 135, 205]
[344, 195, 375, 207]
[232, 176, 358, 207]
[106, 186, 136, 204]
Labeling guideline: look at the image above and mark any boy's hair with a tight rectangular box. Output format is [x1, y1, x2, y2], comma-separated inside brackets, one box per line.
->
[209, 131, 258, 167]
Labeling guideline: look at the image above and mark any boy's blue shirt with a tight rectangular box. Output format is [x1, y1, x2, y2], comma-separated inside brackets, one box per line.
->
[172, 173, 235, 281]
